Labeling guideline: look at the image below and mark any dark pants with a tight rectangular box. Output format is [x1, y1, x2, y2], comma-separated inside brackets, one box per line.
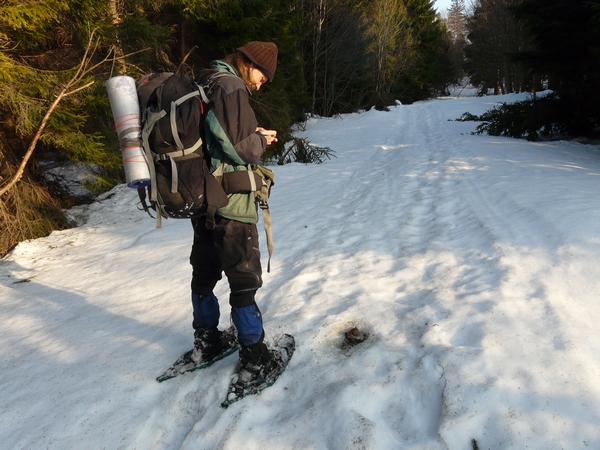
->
[190, 216, 263, 307]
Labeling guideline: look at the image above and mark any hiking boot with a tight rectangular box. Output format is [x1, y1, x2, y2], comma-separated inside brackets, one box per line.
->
[192, 327, 224, 364]
[239, 341, 277, 379]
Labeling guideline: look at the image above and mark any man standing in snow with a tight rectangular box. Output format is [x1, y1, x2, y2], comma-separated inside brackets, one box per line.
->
[189, 42, 280, 380]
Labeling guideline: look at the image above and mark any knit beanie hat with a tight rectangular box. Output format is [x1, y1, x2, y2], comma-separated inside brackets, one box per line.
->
[237, 41, 278, 81]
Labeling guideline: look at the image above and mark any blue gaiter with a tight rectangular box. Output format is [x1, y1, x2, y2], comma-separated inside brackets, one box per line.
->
[191, 293, 220, 330]
[231, 304, 264, 346]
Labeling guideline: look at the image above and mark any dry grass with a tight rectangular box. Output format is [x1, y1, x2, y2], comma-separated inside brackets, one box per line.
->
[1, 147, 71, 257]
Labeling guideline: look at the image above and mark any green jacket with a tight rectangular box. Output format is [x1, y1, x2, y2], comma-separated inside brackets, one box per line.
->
[201, 61, 267, 223]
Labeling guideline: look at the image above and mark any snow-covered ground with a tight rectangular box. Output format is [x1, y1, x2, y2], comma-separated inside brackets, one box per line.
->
[2, 91, 600, 449]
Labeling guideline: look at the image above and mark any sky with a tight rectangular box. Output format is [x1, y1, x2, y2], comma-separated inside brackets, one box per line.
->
[434, 0, 453, 14]
[2, 87, 600, 449]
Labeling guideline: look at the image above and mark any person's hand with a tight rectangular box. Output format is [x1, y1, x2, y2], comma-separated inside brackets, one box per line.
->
[256, 127, 278, 145]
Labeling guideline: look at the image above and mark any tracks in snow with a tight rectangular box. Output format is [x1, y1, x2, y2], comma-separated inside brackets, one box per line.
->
[259, 100, 588, 448]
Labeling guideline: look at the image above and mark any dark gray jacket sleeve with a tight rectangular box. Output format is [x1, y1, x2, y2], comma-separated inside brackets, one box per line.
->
[208, 77, 266, 164]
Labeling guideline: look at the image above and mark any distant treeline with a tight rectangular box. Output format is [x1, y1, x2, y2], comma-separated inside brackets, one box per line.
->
[448, 0, 600, 137]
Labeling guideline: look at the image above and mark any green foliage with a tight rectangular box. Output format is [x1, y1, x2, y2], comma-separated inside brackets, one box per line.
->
[401, 0, 453, 101]
[455, 111, 479, 122]
[119, 15, 171, 51]
[357, 0, 455, 106]
[179, 0, 308, 160]
[0, 61, 121, 172]
[0, 0, 68, 48]
[457, 93, 566, 141]
[0, 0, 466, 176]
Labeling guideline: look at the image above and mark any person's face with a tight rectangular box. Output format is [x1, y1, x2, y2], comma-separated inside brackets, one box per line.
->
[249, 68, 268, 91]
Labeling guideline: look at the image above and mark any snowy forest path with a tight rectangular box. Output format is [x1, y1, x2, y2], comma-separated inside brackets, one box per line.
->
[5, 95, 600, 450]
[266, 100, 600, 448]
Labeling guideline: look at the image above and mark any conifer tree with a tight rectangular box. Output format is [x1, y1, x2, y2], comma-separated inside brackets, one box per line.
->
[464, 0, 531, 95]
[0, 1, 123, 183]
[360, 0, 414, 108]
[176, 0, 307, 156]
[444, 0, 468, 83]
[0, 0, 132, 254]
[396, 0, 452, 102]
[512, 0, 600, 134]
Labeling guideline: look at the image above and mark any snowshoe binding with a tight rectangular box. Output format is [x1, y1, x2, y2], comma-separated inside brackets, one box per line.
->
[156, 326, 238, 383]
[221, 333, 295, 408]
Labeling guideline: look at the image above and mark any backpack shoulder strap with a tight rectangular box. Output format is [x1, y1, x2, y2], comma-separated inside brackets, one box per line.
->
[198, 71, 238, 105]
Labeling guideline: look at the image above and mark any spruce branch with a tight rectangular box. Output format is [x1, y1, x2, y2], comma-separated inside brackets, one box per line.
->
[277, 138, 336, 165]
[0, 29, 118, 198]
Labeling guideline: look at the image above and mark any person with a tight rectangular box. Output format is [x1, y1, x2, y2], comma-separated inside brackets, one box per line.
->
[189, 41, 279, 377]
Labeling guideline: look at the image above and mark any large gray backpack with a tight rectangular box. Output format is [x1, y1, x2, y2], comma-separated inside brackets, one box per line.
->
[136, 72, 228, 227]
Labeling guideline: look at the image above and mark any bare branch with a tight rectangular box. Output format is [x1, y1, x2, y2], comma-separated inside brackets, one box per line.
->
[177, 45, 198, 73]
[0, 90, 66, 197]
[63, 81, 95, 98]
[0, 29, 103, 197]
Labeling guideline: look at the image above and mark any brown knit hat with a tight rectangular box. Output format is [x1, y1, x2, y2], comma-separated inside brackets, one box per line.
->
[237, 41, 278, 81]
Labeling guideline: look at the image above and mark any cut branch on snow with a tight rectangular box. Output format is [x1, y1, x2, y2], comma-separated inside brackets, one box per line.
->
[277, 137, 336, 165]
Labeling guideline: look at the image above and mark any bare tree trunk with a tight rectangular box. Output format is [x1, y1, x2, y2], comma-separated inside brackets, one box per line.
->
[311, 0, 326, 113]
[365, 0, 410, 103]
[108, 0, 127, 75]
